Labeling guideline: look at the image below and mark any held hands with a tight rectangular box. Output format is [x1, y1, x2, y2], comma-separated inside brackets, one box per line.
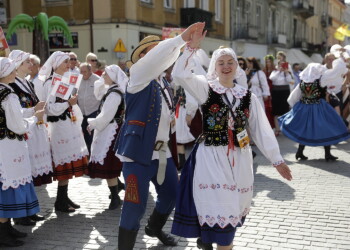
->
[275, 162, 292, 181]
[34, 109, 45, 121]
[68, 95, 78, 106]
[181, 22, 207, 49]
[34, 101, 46, 111]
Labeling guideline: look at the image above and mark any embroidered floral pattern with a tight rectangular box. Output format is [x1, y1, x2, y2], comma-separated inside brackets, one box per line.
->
[198, 207, 250, 228]
[198, 183, 253, 193]
[300, 80, 326, 104]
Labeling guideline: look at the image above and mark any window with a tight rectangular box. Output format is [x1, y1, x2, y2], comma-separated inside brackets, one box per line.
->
[256, 4, 262, 28]
[215, 0, 222, 21]
[200, 0, 209, 11]
[164, 0, 172, 8]
[184, 0, 195, 8]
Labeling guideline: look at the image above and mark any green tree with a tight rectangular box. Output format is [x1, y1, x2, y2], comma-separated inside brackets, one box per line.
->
[6, 12, 73, 63]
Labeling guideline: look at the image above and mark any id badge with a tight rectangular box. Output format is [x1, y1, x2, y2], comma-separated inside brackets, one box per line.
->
[237, 129, 250, 150]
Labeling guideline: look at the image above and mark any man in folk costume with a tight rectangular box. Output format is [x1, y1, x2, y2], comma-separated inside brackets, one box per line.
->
[8, 50, 53, 226]
[115, 23, 202, 249]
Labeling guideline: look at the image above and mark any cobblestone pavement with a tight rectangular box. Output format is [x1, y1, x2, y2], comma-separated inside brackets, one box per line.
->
[4, 135, 350, 250]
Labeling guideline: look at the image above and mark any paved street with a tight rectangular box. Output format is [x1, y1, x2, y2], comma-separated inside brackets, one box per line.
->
[4, 135, 350, 250]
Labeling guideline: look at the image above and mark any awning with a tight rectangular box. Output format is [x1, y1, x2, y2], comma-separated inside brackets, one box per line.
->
[286, 49, 314, 67]
[310, 53, 324, 64]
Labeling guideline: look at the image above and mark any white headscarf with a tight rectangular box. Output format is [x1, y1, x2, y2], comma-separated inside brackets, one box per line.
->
[8, 50, 30, 69]
[207, 47, 242, 82]
[0, 57, 16, 78]
[38, 51, 69, 82]
[299, 63, 326, 83]
[330, 44, 342, 58]
[104, 64, 129, 93]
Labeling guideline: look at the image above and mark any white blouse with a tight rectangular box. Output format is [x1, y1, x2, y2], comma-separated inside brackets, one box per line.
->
[269, 70, 294, 86]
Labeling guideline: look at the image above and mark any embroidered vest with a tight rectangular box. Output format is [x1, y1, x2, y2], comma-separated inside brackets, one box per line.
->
[116, 80, 162, 166]
[300, 79, 326, 104]
[200, 87, 251, 147]
[9, 81, 39, 108]
[0, 87, 25, 141]
[98, 86, 125, 125]
[44, 77, 71, 123]
[175, 86, 186, 108]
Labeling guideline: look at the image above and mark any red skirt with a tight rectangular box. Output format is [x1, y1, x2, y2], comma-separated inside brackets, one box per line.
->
[33, 172, 53, 186]
[53, 157, 89, 181]
[88, 134, 122, 179]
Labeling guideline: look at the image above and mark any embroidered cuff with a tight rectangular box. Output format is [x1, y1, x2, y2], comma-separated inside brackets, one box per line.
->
[273, 159, 285, 167]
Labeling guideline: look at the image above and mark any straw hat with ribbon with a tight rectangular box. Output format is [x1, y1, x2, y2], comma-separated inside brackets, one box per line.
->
[130, 35, 162, 64]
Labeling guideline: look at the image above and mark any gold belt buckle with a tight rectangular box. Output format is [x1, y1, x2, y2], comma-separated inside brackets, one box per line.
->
[154, 140, 164, 151]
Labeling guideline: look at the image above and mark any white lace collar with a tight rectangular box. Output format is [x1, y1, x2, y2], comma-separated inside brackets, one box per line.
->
[208, 79, 248, 99]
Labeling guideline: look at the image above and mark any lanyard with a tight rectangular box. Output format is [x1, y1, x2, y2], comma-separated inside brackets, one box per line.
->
[222, 92, 237, 123]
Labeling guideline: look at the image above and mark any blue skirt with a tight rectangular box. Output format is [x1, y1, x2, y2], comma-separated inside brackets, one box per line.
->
[0, 182, 40, 218]
[279, 99, 350, 146]
[171, 144, 245, 246]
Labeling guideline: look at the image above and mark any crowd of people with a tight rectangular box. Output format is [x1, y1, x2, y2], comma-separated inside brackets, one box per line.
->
[0, 22, 349, 249]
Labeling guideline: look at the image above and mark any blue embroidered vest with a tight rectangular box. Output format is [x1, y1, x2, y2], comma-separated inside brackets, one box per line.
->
[200, 87, 251, 147]
[116, 80, 162, 166]
[0, 87, 25, 141]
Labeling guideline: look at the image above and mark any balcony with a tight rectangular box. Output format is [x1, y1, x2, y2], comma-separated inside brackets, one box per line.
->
[234, 25, 259, 40]
[180, 8, 213, 29]
[293, 2, 314, 18]
[267, 32, 287, 45]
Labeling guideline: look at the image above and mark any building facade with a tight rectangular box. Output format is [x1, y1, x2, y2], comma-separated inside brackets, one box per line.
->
[1, 0, 349, 65]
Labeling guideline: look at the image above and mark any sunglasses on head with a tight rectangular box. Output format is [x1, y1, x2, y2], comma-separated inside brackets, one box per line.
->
[70, 58, 77, 61]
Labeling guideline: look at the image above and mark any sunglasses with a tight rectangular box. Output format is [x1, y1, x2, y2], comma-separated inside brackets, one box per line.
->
[70, 58, 77, 61]
[239, 63, 244, 66]
[90, 59, 98, 62]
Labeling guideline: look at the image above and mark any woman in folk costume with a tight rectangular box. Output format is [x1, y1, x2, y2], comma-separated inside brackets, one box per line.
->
[8, 50, 52, 226]
[279, 57, 350, 161]
[171, 25, 292, 250]
[40, 51, 89, 213]
[0, 57, 44, 247]
[87, 65, 127, 210]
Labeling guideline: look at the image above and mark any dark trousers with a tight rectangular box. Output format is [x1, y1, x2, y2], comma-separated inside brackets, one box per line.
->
[82, 111, 98, 154]
[119, 157, 178, 231]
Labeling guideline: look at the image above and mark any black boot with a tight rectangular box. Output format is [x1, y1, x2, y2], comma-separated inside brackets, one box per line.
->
[296, 144, 308, 160]
[0, 221, 24, 247]
[108, 185, 121, 210]
[324, 146, 338, 161]
[145, 209, 177, 246]
[54, 185, 75, 213]
[7, 220, 27, 238]
[29, 214, 45, 221]
[178, 153, 186, 170]
[197, 237, 213, 250]
[118, 226, 138, 250]
[13, 217, 36, 226]
[66, 185, 80, 209]
[117, 178, 125, 193]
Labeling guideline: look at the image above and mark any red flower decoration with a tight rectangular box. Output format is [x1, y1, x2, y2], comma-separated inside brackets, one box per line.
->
[210, 104, 220, 113]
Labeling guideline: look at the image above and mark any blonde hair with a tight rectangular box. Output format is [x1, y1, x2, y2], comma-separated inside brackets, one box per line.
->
[86, 52, 97, 62]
